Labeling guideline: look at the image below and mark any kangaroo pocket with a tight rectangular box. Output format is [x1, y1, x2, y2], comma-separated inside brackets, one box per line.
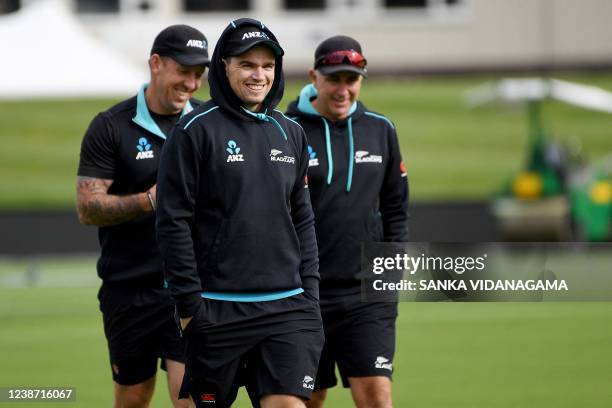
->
[205, 217, 302, 291]
[319, 213, 377, 283]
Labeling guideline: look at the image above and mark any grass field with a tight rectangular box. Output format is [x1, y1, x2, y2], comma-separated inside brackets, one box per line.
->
[1, 259, 612, 407]
[1, 73, 612, 208]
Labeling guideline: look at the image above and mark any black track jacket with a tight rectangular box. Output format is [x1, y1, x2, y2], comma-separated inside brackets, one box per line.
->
[286, 84, 409, 295]
[78, 85, 200, 288]
[156, 19, 319, 318]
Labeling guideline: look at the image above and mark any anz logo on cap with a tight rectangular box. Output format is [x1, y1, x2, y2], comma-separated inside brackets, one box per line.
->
[241, 31, 269, 41]
[226, 140, 245, 162]
[186, 39, 207, 49]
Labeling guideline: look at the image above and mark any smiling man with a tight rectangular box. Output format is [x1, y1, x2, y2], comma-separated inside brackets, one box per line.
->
[223, 48, 274, 109]
[286, 36, 409, 408]
[156, 19, 323, 408]
[76, 24, 209, 408]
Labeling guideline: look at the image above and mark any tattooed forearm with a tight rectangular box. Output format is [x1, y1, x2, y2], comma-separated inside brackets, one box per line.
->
[76, 176, 153, 227]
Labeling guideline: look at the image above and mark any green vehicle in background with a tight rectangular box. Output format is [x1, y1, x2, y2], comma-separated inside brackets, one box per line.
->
[569, 155, 612, 241]
[467, 78, 612, 241]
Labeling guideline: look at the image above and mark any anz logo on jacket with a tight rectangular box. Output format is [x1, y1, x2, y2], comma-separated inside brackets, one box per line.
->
[226, 140, 245, 162]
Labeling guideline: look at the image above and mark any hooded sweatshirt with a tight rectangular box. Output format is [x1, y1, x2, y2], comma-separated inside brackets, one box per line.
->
[156, 19, 319, 318]
[286, 84, 409, 295]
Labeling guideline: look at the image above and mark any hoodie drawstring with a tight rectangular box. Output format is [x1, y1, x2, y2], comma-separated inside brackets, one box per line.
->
[241, 107, 288, 141]
[266, 115, 288, 141]
[295, 84, 355, 192]
[322, 116, 354, 192]
[322, 117, 333, 185]
[347, 117, 354, 192]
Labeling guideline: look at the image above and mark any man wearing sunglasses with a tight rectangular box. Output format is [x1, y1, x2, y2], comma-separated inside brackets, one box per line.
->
[286, 36, 409, 408]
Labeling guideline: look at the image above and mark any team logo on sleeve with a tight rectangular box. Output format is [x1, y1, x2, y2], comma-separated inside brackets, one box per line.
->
[355, 150, 382, 164]
[307, 145, 319, 167]
[200, 393, 215, 403]
[136, 137, 154, 160]
[375, 356, 393, 371]
[302, 375, 315, 389]
[226, 140, 245, 162]
[270, 149, 295, 164]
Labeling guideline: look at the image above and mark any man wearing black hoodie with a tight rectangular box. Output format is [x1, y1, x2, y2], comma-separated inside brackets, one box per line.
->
[286, 36, 409, 408]
[156, 19, 324, 408]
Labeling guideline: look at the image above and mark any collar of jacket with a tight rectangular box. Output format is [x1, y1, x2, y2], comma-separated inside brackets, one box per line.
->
[132, 83, 194, 140]
[296, 84, 357, 120]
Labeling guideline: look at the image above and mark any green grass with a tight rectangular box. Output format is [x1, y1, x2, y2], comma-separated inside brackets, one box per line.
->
[0, 99, 117, 209]
[1, 284, 611, 407]
[1, 73, 612, 208]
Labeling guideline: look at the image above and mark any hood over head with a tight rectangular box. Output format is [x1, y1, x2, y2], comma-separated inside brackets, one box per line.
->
[208, 18, 285, 118]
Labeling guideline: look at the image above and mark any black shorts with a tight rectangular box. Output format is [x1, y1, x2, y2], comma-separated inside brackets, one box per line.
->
[315, 295, 397, 390]
[99, 283, 185, 386]
[181, 293, 324, 408]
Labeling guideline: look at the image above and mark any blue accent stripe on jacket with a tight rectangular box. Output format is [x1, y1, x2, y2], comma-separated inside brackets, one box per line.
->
[274, 109, 304, 131]
[201, 288, 304, 302]
[364, 111, 395, 129]
[184, 106, 220, 130]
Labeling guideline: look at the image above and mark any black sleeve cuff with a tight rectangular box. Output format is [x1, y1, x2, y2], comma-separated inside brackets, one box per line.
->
[301, 276, 320, 302]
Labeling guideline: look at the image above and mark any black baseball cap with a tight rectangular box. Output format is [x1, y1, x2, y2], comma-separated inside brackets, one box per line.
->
[151, 24, 210, 67]
[314, 35, 367, 77]
[222, 25, 284, 58]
